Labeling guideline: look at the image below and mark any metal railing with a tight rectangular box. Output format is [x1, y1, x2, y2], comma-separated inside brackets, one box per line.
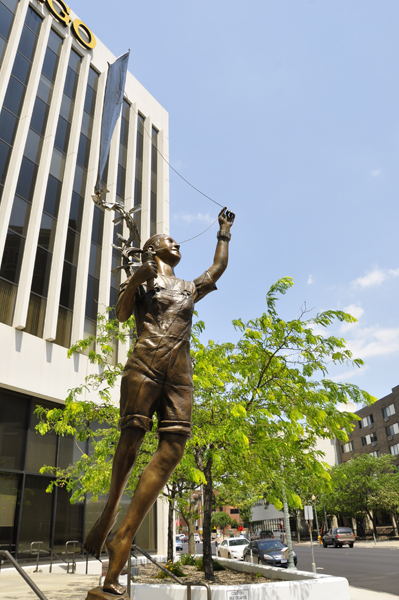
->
[128, 544, 211, 600]
[65, 540, 89, 574]
[0, 550, 49, 600]
[30, 540, 89, 574]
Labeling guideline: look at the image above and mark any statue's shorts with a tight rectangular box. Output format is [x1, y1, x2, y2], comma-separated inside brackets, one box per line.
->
[118, 335, 193, 438]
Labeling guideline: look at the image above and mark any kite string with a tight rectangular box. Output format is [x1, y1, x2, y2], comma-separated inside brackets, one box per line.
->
[178, 217, 219, 245]
[131, 105, 224, 210]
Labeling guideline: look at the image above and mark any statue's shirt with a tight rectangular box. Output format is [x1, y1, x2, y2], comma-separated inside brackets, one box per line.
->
[117, 271, 216, 436]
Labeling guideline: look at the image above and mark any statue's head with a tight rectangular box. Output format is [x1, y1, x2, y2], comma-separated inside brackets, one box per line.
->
[142, 234, 181, 268]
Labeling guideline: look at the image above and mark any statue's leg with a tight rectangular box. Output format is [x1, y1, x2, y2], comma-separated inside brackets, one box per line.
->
[84, 426, 146, 558]
[103, 432, 187, 595]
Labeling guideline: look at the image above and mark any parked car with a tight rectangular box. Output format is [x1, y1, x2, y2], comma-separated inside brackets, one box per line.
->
[217, 537, 249, 560]
[175, 535, 183, 552]
[260, 530, 274, 539]
[243, 540, 297, 568]
[194, 533, 201, 543]
[322, 527, 355, 548]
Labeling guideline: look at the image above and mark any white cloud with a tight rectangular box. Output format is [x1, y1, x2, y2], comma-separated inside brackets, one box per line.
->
[330, 366, 369, 383]
[343, 303, 364, 321]
[371, 169, 382, 177]
[307, 275, 314, 285]
[173, 212, 213, 224]
[352, 266, 399, 288]
[345, 325, 399, 360]
[171, 159, 186, 170]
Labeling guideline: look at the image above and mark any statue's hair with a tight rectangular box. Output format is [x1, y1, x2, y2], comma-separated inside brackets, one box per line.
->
[142, 233, 166, 254]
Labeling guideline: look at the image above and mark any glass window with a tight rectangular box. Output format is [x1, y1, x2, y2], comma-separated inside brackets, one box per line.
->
[42, 48, 58, 82]
[38, 213, 56, 252]
[0, 230, 25, 284]
[59, 93, 73, 122]
[0, 472, 21, 552]
[0, 138, 11, 185]
[0, 388, 29, 470]
[85, 275, 99, 320]
[30, 97, 49, 136]
[69, 192, 84, 232]
[84, 85, 95, 115]
[25, 7, 42, 36]
[54, 117, 70, 153]
[55, 305, 72, 348]
[31, 246, 52, 297]
[18, 27, 37, 61]
[73, 164, 86, 196]
[53, 485, 84, 553]
[43, 175, 62, 218]
[24, 128, 42, 164]
[0, 3, 13, 40]
[0, 109, 18, 146]
[47, 29, 63, 55]
[77, 133, 90, 169]
[64, 229, 79, 265]
[382, 404, 396, 419]
[9, 195, 31, 237]
[0, 37, 6, 66]
[342, 441, 354, 453]
[81, 111, 93, 138]
[18, 475, 54, 556]
[91, 207, 104, 245]
[390, 444, 399, 456]
[64, 67, 78, 99]
[120, 117, 128, 146]
[117, 165, 126, 198]
[25, 401, 57, 473]
[2, 0, 19, 12]
[49, 147, 65, 181]
[59, 261, 76, 309]
[68, 48, 81, 73]
[119, 143, 128, 168]
[25, 292, 46, 337]
[88, 67, 98, 89]
[36, 73, 54, 105]
[0, 278, 17, 325]
[359, 414, 374, 429]
[386, 423, 399, 437]
[16, 157, 38, 202]
[88, 243, 101, 278]
[3, 76, 25, 117]
[12, 52, 31, 85]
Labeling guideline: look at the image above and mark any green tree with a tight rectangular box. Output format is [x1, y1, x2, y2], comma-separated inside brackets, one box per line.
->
[321, 454, 399, 537]
[211, 511, 232, 530]
[189, 277, 374, 580]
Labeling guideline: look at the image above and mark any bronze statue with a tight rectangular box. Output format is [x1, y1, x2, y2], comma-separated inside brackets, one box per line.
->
[84, 207, 234, 595]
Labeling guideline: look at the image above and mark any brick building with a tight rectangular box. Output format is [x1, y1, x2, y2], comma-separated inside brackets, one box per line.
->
[339, 384, 399, 466]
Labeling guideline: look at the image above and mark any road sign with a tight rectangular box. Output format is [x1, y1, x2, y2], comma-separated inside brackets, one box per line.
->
[304, 505, 313, 520]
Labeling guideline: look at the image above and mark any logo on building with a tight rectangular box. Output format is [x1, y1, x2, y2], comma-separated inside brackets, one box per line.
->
[37, 0, 96, 50]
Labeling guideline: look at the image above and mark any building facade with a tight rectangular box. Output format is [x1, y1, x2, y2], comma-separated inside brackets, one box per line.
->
[0, 0, 169, 559]
[339, 385, 399, 466]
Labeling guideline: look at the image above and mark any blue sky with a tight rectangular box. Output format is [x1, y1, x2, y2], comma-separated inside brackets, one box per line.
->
[79, 0, 399, 400]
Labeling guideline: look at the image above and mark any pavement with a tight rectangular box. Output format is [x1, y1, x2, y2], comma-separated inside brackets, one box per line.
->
[0, 558, 398, 600]
[297, 539, 399, 549]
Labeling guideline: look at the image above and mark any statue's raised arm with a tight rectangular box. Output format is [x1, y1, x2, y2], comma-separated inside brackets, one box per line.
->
[208, 207, 235, 283]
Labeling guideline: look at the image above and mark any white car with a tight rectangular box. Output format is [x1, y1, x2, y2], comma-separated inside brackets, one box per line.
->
[194, 533, 201, 543]
[217, 537, 249, 560]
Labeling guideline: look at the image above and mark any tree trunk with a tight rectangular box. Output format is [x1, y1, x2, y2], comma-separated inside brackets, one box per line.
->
[167, 491, 176, 562]
[203, 459, 214, 581]
[296, 510, 301, 543]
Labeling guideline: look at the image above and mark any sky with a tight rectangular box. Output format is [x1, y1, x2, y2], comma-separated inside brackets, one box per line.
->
[76, 0, 399, 401]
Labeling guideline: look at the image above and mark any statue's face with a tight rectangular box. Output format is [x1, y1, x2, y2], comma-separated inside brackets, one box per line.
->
[155, 236, 181, 267]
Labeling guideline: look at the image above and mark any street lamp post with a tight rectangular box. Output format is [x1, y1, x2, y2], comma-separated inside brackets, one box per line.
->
[312, 495, 320, 540]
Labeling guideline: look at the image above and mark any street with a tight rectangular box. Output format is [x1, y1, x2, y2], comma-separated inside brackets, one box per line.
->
[292, 544, 399, 596]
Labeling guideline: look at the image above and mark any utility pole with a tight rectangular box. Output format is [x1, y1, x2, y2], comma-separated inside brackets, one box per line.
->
[312, 495, 320, 540]
[282, 488, 297, 570]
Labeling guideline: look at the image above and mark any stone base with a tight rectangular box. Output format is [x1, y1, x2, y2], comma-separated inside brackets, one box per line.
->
[86, 587, 130, 600]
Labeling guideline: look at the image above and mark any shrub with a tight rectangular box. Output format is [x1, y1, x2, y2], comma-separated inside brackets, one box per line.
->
[156, 561, 187, 579]
[180, 554, 198, 566]
[196, 556, 225, 572]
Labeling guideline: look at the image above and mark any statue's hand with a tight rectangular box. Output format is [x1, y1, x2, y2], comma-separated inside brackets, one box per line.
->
[135, 260, 158, 284]
[218, 207, 235, 231]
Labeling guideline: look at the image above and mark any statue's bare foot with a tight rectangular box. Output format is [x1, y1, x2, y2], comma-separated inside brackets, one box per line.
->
[103, 534, 126, 596]
[102, 581, 126, 596]
[84, 511, 118, 559]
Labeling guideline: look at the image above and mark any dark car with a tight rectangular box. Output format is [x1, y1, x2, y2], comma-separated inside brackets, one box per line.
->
[322, 527, 355, 548]
[243, 540, 297, 568]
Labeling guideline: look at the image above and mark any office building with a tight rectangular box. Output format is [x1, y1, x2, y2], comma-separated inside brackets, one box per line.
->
[0, 0, 169, 559]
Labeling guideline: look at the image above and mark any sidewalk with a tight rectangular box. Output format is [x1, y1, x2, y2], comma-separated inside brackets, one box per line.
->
[0, 569, 397, 600]
[296, 539, 399, 549]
